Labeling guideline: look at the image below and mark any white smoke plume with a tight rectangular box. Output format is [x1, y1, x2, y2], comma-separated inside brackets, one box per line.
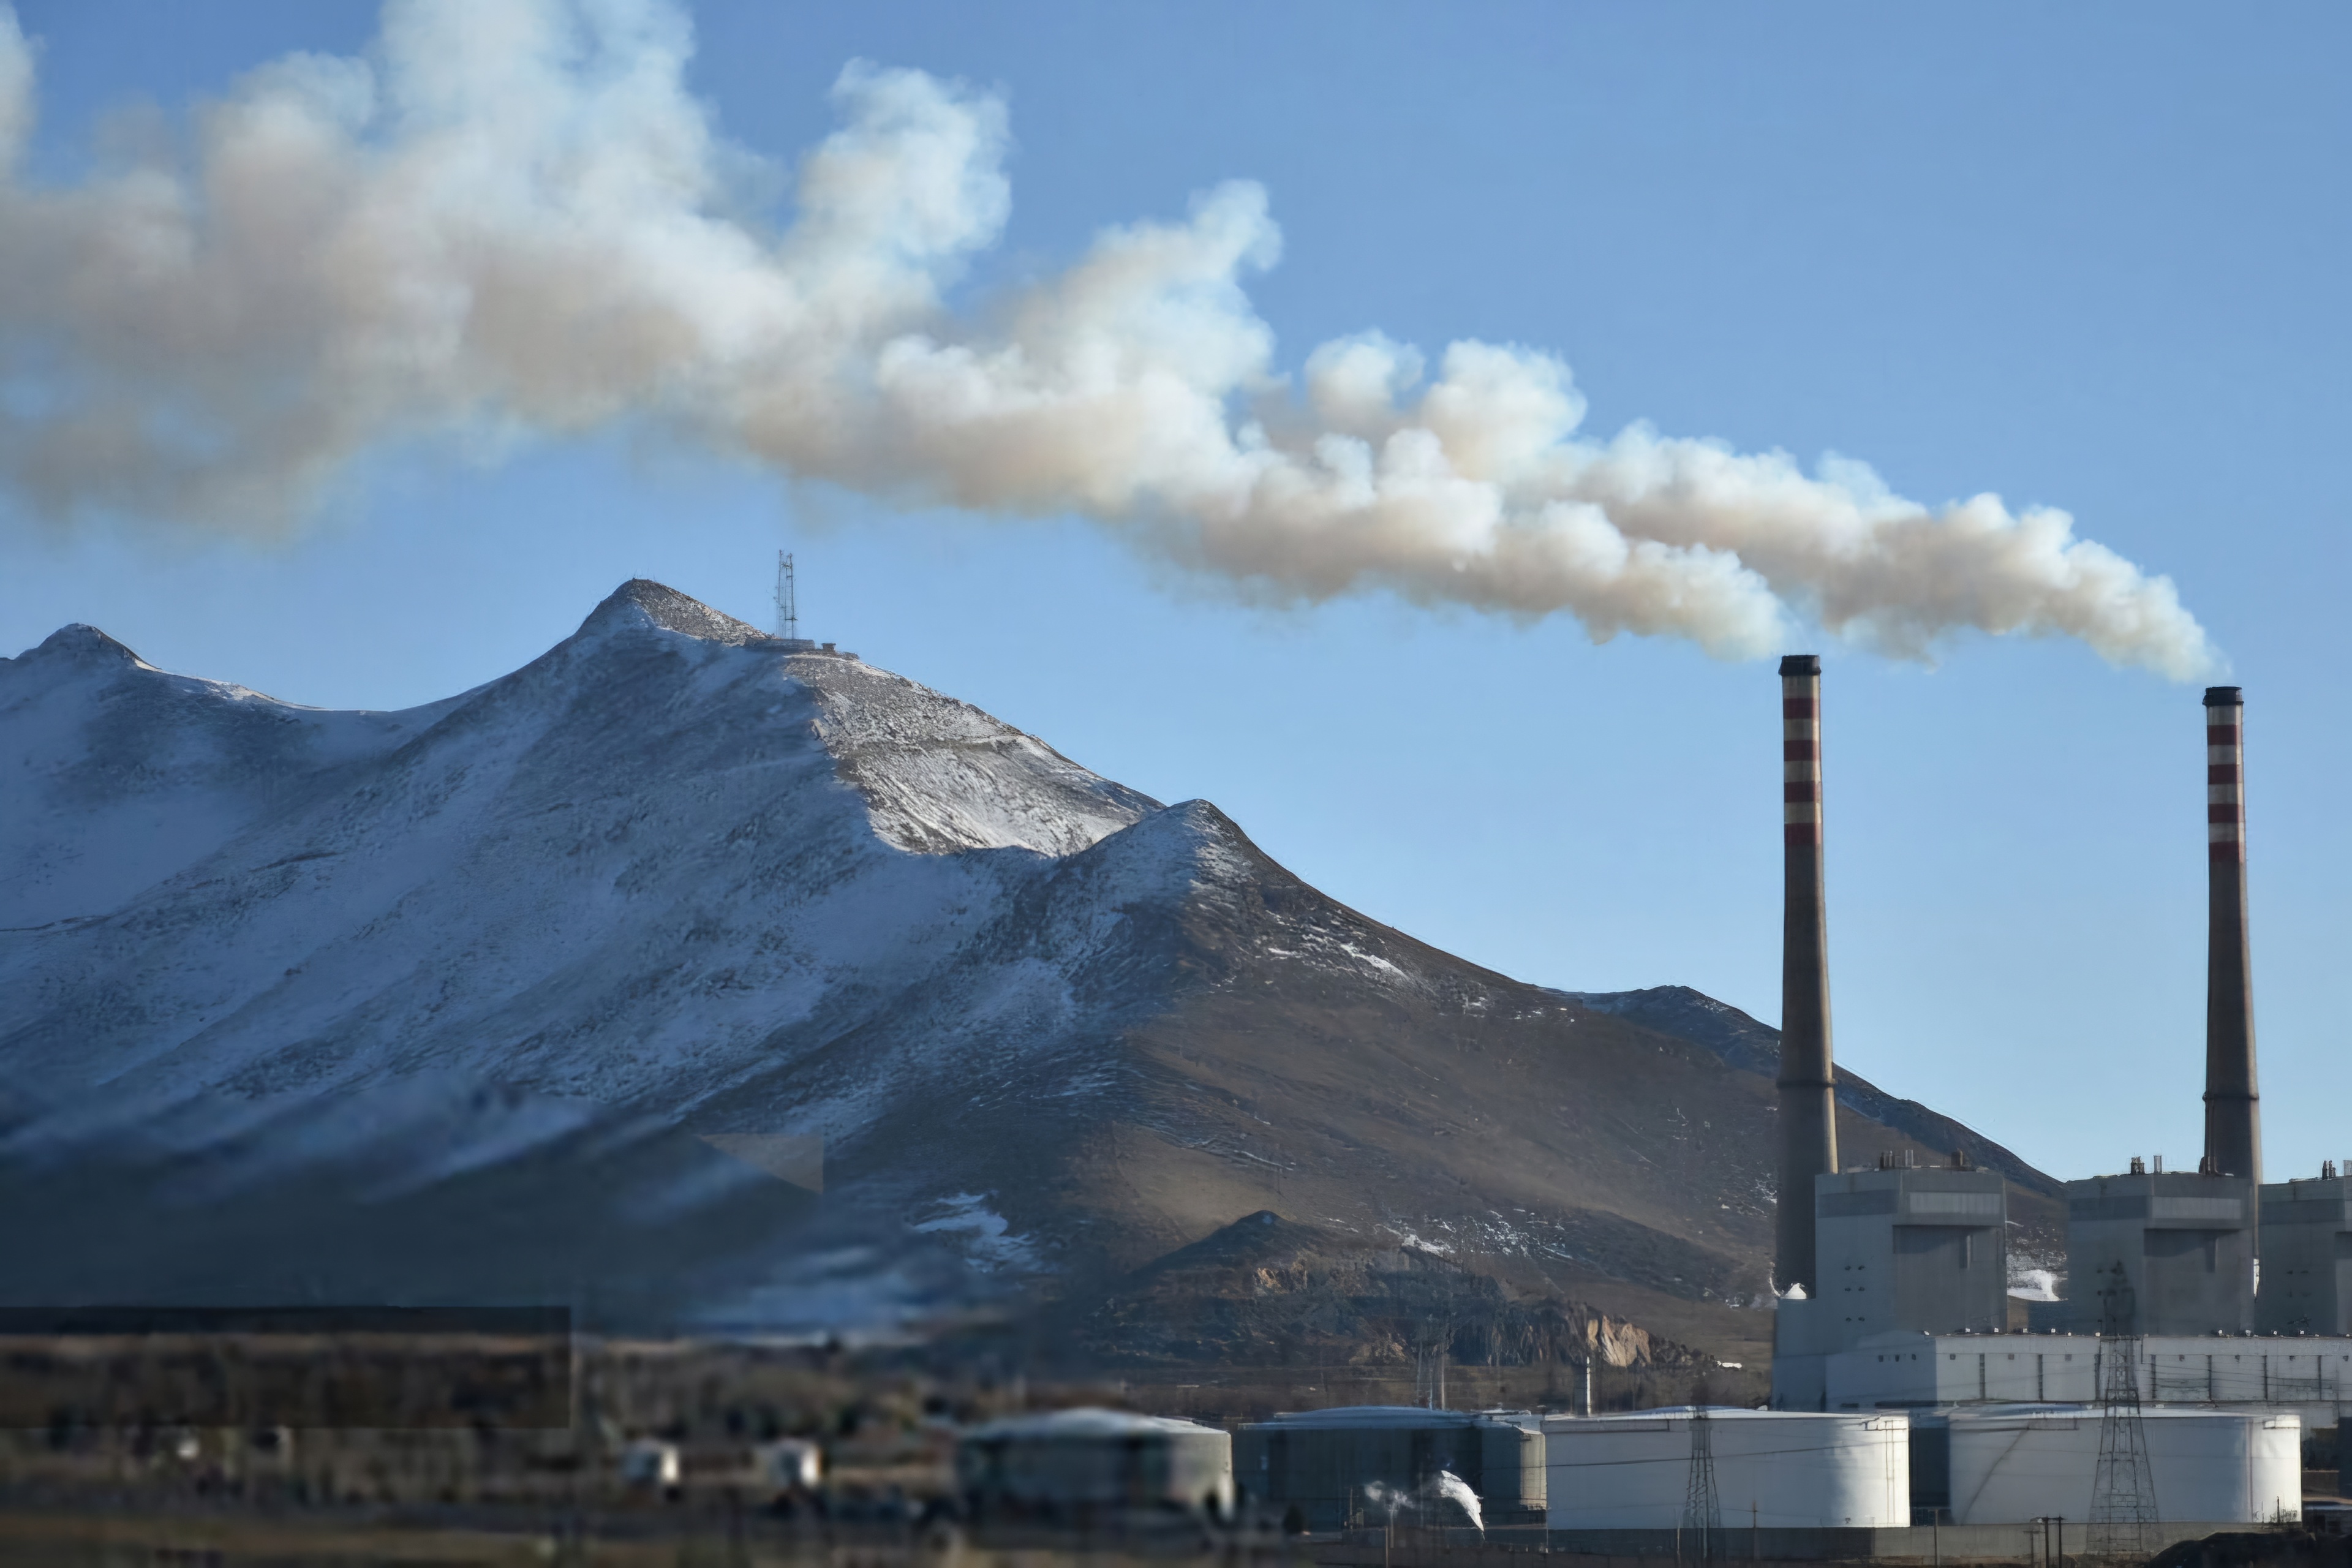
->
[0, 0, 2216, 677]
[1431, 1471, 1485, 1533]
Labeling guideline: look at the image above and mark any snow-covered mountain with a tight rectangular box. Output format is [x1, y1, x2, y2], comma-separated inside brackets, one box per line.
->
[0, 582, 2051, 1349]
[4, 581, 1159, 1107]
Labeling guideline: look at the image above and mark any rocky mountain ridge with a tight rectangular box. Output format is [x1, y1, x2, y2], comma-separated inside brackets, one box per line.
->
[0, 581, 2057, 1362]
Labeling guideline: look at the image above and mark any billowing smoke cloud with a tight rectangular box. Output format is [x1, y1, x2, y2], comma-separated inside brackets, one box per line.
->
[0, 0, 2215, 677]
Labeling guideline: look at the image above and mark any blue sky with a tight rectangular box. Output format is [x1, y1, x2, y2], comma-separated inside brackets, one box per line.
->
[4, 0, 2347, 1184]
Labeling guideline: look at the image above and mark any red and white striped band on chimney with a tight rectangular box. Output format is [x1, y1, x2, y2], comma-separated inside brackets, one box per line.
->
[2207, 690, 2244, 865]
[1783, 670, 1822, 848]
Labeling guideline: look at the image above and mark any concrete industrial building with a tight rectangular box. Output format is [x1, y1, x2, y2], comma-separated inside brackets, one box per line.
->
[2258, 1172, 2352, 1335]
[1774, 1163, 2010, 1409]
[2062, 1169, 2256, 1335]
[1823, 1333, 2352, 1423]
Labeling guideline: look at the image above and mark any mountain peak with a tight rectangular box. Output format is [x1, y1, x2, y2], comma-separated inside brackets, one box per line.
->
[578, 579, 771, 647]
[21, 623, 145, 668]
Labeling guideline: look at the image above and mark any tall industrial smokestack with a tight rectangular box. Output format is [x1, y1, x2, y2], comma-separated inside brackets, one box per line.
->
[2203, 686, 2261, 1185]
[1777, 654, 1838, 1295]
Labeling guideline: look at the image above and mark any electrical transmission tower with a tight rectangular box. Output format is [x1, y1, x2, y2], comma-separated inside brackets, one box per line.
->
[1683, 1403, 1721, 1556]
[774, 552, 798, 642]
[2088, 1261, 2158, 1559]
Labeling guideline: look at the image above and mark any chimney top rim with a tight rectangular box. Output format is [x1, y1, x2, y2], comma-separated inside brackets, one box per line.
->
[2203, 686, 2243, 706]
[1778, 654, 1822, 677]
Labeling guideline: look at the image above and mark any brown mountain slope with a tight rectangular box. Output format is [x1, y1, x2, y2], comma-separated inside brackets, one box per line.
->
[0, 584, 2056, 1369]
[862, 801, 2057, 1374]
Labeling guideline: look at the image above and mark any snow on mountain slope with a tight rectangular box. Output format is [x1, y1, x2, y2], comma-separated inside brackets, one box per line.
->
[0, 581, 1207, 1327]
[0, 581, 1161, 1110]
[807, 652, 1160, 856]
[0, 625, 460, 929]
[0, 581, 2054, 1346]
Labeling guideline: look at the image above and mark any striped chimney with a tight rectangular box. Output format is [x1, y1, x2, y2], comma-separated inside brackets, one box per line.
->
[1777, 654, 1838, 1295]
[2203, 686, 2261, 1185]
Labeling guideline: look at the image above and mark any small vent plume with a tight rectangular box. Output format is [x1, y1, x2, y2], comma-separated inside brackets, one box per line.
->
[0, 0, 2217, 677]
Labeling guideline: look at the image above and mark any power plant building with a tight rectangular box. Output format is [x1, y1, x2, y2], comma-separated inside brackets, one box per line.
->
[2256, 1172, 2352, 1335]
[1815, 1167, 2008, 1338]
[1822, 1332, 2352, 1417]
[2063, 1170, 2255, 1334]
[1489, 668, 2352, 1548]
[1776, 1164, 2009, 1408]
[1766, 672, 2338, 1417]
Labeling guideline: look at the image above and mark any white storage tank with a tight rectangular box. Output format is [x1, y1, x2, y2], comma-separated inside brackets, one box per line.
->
[956, 1408, 1232, 1521]
[1947, 1406, 2300, 1525]
[1544, 1408, 1909, 1529]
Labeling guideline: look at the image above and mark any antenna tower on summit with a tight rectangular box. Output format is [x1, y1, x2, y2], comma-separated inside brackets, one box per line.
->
[774, 552, 798, 643]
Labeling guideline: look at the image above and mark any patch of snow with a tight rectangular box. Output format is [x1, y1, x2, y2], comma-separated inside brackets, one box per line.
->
[912, 1193, 1037, 1273]
[1383, 1222, 1455, 1256]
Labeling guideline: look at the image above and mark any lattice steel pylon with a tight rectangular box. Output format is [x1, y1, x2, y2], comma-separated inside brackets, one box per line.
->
[774, 552, 797, 642]
[1683, 1404, 1722, 1556]
[2089, 1261, 2159, 1559]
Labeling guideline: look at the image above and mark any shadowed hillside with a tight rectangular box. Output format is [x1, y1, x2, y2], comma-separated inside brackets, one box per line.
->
[0, 582, 2055, 1367]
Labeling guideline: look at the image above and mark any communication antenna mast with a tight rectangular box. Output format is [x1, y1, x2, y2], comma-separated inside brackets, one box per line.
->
[774, 552, 798, 643]
[1683, 1403, 1721, 1555]
[2088, 1261, 2158, 1558]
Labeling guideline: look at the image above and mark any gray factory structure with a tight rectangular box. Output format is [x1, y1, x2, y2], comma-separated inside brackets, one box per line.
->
[1770, 670, 2352, 1418]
